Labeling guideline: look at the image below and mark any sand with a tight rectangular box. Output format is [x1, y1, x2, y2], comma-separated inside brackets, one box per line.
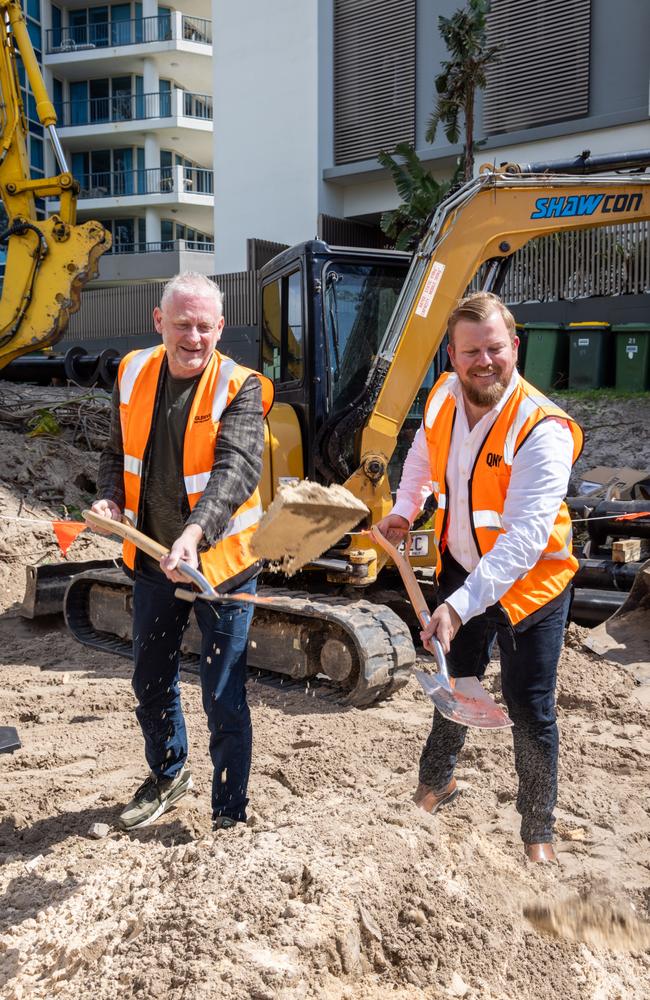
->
[0, 386, 649, 999]
[251, 482, 369, 574]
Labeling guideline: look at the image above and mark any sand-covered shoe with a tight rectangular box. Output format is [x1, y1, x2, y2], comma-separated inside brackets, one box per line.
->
[118, 767, 193, 830]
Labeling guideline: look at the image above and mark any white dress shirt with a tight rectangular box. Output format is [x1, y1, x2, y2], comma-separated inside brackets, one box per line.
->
[391, 371, 575, 623]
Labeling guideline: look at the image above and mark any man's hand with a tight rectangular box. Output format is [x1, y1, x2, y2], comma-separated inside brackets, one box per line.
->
[421, 601, 462, 655]
[88, 499, 122, 535]
[160, 524, 203, 584]
[374, 513, 410, 546]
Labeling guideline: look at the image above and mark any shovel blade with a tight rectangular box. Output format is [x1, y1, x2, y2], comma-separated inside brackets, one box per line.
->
[414, 669, 513, 730]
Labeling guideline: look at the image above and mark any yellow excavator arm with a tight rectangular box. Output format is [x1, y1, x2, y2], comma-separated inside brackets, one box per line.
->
[0, 0, 110, 368]
[345, 166, 650, 521]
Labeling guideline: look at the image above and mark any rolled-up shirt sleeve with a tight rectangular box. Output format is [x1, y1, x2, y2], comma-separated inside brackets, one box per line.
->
[391, 424, 434, 524]
[97, 380, 126, 510]
[446, 418, 575, 623]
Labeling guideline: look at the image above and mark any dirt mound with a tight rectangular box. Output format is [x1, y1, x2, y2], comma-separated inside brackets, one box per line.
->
[0, 386, 649, 998]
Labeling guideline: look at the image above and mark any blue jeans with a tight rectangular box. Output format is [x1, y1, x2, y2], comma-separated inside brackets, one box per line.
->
[132, 565, 256, 822]
[419, 557, 571, 844]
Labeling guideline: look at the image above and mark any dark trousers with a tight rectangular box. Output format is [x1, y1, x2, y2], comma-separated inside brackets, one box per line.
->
[132, 564, 256, 822]
[419, 554, 571, 843]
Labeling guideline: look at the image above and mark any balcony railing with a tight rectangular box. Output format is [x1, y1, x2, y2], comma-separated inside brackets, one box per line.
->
[76, 165, 214, 199]
[58, 91, 212, 127]
[108, 239, 215, 255]
[46, 14, 212, 54]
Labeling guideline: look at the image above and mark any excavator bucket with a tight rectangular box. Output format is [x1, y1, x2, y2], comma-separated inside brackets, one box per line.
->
[251, 481, 369, 574]
[582, 558, 650, 678]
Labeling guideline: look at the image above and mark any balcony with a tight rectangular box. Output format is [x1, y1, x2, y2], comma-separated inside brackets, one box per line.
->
[75, 165, 213, 200]
[45, 14, 211, 90]
[46, 14, 212, 53]
[57, 91, 212, 161]
[95, 238, 216, 283]
[58, 91, 212, 128]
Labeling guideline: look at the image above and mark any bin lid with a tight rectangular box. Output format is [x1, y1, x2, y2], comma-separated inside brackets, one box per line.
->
[567, 322, 611, 334]
[523, 322, 563, 330]
[612, 323, 650, 333]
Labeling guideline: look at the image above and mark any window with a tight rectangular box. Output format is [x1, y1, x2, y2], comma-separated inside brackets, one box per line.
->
[286, 271, 304, 382]
[262, 270, 304, 384]
[30, 136, 44, 176]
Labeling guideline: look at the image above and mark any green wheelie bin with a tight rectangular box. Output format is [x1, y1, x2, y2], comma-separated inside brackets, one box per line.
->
[613, 324, 650, 391]
[566, 322, 613, 389]
[515, 323, 528, 373]
[523, 323, 569, 390]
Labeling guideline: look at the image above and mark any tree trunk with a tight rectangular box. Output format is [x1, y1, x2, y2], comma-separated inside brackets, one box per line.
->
[464, 89, 475, 181]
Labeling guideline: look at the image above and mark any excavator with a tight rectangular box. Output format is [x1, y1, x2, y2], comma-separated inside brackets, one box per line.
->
[0, 0, 109, 369]
[61, 152, 650, 705]
[0, 0, 109, 753]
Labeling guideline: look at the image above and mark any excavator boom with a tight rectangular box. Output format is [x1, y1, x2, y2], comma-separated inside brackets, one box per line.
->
[0, 0, 110, 368]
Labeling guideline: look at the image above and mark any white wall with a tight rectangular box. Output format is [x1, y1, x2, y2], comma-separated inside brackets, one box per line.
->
[482, 122, 650, 174]
[212, 0, 320, 273]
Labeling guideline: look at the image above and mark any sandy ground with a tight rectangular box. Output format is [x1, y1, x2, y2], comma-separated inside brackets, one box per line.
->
[1, 388, 649, 999]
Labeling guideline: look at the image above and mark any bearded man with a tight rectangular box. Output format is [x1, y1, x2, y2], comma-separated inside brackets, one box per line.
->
[376, 292, 582, 863]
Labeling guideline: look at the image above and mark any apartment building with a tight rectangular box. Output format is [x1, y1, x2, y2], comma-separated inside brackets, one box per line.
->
[213, 0, 650, 310]
[39, 0, 215, 283]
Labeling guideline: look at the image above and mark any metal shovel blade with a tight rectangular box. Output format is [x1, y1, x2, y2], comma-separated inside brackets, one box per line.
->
[414, 669, 513, 729]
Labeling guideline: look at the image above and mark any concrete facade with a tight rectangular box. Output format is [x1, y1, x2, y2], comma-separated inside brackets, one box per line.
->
[41, 0, 215, 285]
[212, 0, 650, 273]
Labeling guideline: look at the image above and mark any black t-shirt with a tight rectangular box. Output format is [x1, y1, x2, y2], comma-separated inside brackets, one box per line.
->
[139, 369, 202, 570]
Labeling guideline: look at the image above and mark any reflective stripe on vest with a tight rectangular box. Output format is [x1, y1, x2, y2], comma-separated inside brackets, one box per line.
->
[117, 345, 273, 588]
[472, 509, 504, 531]
[422, 372, 583, 625]
[120, 346, 158, 405]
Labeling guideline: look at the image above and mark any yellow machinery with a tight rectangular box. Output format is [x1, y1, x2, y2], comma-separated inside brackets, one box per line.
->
[61, 156, 650, 703]
[0, 0, 109, 368]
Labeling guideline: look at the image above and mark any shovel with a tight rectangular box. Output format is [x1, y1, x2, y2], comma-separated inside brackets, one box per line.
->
[83, 510, 267, 610]
[369, 526, 512, 730]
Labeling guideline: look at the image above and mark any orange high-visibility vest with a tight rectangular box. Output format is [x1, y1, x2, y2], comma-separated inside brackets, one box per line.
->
[422, 372, 583, 625]
[118, 344, 274, 589]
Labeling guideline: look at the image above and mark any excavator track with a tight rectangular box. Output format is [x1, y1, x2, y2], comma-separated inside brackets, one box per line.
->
[64, 568, 415, 707]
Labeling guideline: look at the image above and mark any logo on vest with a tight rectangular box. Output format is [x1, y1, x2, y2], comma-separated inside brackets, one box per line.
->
[193, 414, 211, 423]
[486, 452, 503, 468]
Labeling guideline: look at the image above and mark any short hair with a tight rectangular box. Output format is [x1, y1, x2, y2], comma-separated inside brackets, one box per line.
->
[160, 272, 224, 319]
[447, 291, 516, 345]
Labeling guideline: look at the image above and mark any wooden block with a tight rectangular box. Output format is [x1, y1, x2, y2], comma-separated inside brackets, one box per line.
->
[612, 538, 650, 563]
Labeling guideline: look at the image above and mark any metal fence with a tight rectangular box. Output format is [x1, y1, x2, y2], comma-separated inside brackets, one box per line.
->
[474, 222, 650, 302]
[65, 271, 258, 342]
[75, 166, 214, 200]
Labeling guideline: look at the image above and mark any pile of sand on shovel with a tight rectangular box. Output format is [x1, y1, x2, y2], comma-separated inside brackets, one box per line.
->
[251, 481, 369, 574]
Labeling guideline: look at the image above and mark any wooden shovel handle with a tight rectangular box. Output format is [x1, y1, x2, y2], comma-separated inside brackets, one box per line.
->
[368, 525, 450, 680]
[83, 509, 169, 562]
[368, 525, 431, 626]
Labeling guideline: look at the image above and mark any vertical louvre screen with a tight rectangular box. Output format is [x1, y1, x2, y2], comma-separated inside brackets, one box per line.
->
[484, 0, 591, 135]
[470, 222, 650, 302]
[334, 0, 415, 165]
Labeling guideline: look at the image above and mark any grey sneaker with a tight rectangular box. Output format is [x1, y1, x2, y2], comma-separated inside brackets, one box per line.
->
[118, 768, 193, 830]
[212, 816, 238, 831]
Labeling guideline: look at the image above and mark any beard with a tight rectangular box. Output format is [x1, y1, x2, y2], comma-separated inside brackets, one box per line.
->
[459, 368, 512, 407]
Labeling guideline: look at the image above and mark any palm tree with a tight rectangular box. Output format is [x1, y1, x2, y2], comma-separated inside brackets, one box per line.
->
[426, 0, 500, 181]
[378, 143, 453, 250]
